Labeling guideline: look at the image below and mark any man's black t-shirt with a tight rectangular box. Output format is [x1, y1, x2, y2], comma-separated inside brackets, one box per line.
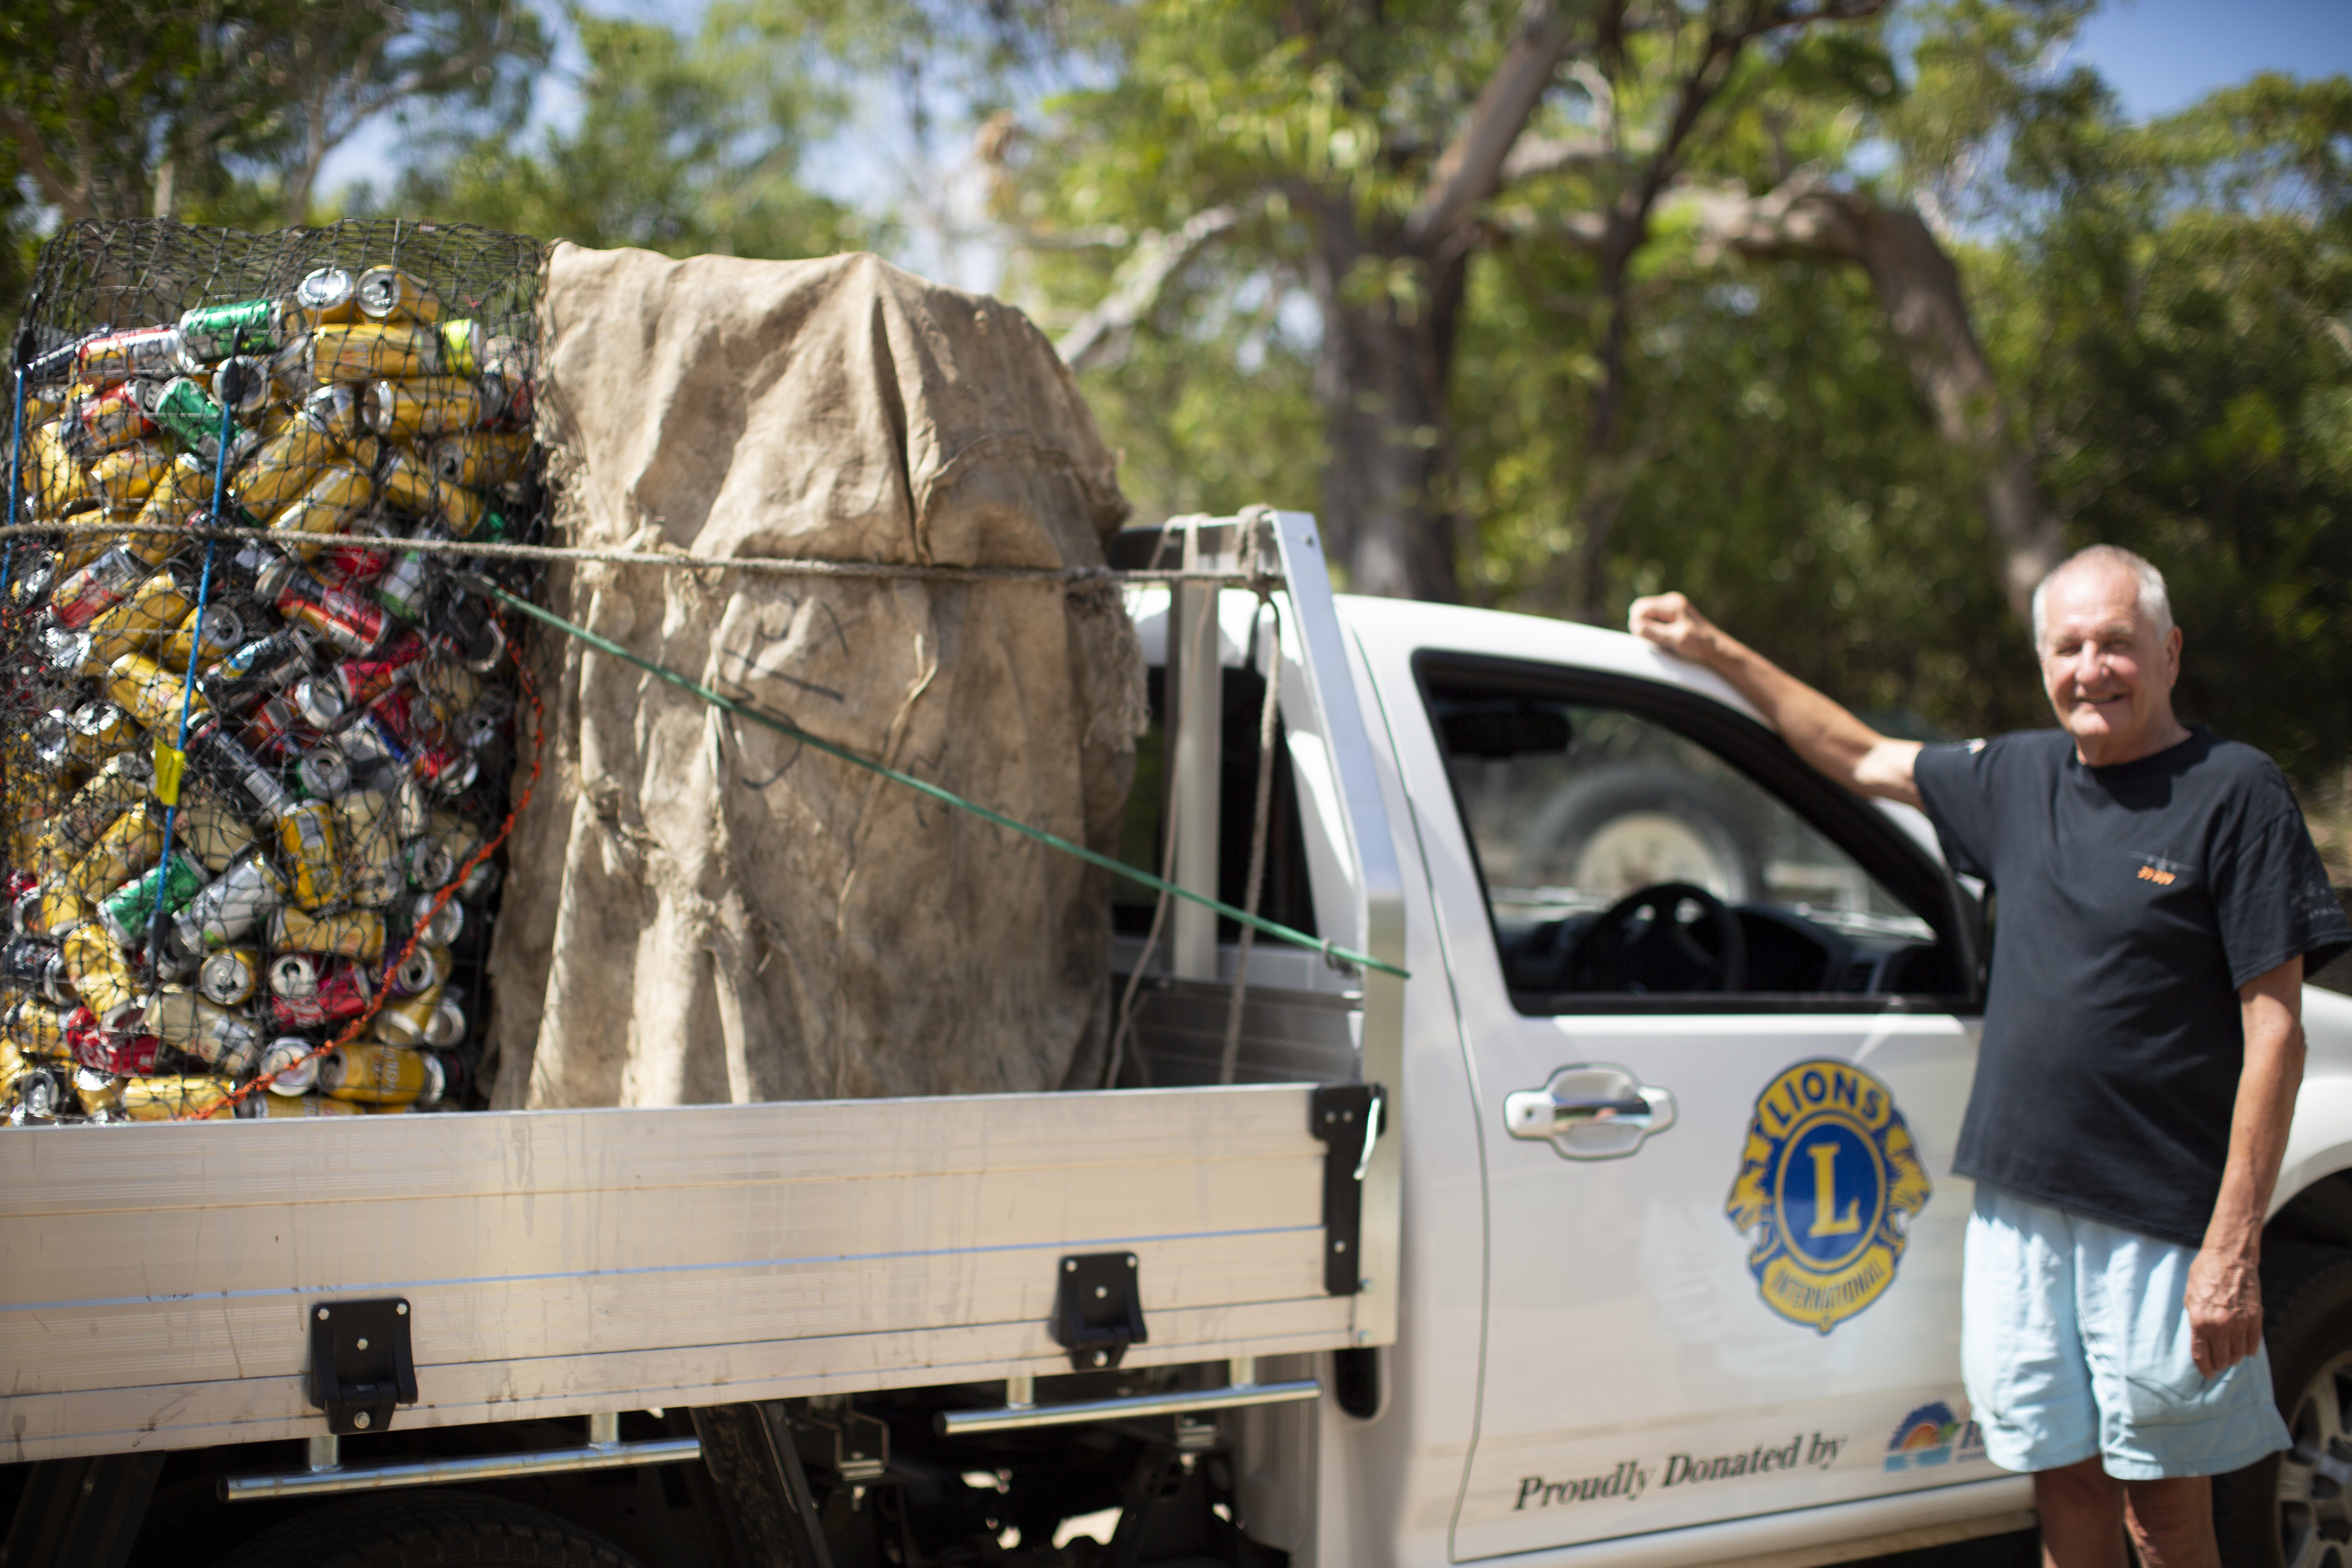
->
[1915, 726, 2352, 1248]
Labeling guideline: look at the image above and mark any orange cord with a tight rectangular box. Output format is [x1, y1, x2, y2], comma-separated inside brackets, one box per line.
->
[183, 609, 548, 1119]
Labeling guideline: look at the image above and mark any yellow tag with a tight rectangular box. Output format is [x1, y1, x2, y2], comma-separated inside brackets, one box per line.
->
[152, 742, 186, 806]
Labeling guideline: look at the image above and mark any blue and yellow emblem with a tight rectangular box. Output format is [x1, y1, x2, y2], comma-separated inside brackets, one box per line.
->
[1725, 1059, 1931, 1334]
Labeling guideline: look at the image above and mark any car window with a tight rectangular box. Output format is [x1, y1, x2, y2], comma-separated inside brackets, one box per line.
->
[1428, 682, 1957, 1007]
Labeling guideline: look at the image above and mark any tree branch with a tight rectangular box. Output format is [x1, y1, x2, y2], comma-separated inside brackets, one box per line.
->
[1057, 201, 1252, 374]
[1596, 173, 2063, 617]
[0, 107, 95, 224]
[1401, 0, 1586, 252]
[1497, 134, 1615, 184]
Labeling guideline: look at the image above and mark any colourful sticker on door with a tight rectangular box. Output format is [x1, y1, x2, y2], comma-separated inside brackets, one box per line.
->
[1724, 1059, 1932, 1334]
[1885, 1401, 1986, 1471]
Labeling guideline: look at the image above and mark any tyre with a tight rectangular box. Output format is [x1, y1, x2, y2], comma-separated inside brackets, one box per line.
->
[2214, 1245, 2352, 1568]
[209, 1490, 647, 1568]
[1515, 764, 1764, 905]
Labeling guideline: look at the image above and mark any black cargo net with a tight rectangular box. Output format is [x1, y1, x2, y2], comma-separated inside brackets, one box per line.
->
[0, 218, 551, 1124]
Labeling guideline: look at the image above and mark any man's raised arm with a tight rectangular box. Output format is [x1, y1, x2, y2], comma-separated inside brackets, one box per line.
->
[1628, 593, 1924, 808]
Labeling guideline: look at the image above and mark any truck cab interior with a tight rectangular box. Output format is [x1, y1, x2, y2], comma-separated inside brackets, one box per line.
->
[1416, 655, 1982, 1014]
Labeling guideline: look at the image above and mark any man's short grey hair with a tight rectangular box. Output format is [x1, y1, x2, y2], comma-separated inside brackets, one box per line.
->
[2030, 545, 2174, 650]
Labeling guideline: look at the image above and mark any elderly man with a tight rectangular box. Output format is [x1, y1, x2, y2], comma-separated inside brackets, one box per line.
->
[1630, 545, 2351, 1568]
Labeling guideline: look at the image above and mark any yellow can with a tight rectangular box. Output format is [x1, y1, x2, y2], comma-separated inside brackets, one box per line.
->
[107, 650, 207, 733]
[64, 804, 163, 903]
[65, 702, 140, 768]
[271, 905, 386, 963]
[73, 1068, 122, 1117]
[62, 920, 142, 1022]
[25, 421, 87, 514]
[438, 319, 483, 378]
[364, 377, 488, 440]
[9, 1000, 74, 1060]
[115, 1076, 235, 1121]
[34, 886, 92, 940]
[269, 461, 375, 555]
[370, 986, 443, 1047]
[162, 599, 252, 670]
[318, 1042, 441, 1106]
[87, 571, 194, 665]
[230, 415, 342, 521]
[415, 658, 486, 714]
[117, 456, 211, 567]
[355, 267, 441, 324]
[178, 788, 257, 873]
[336, 790, 402, 909]
[428, 430, 532, 491]
[87, 443, 172, 509]
[276, 800, 343, 910]
[305, 323, 440, 383]
[40, 756, 152, 872]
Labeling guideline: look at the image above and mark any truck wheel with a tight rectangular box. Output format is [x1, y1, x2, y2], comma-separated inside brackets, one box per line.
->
[208, 1490, 646, 1568]
[1515, 765, 1762, 906]
[2214, 1245, 2352, 1568]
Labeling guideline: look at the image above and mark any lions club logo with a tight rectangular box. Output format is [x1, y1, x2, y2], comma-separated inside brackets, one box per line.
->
[1725, 1059, 1931, 1334]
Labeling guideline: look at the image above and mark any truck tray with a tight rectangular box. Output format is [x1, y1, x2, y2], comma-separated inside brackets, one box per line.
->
[0, 1082, 1368, 1461]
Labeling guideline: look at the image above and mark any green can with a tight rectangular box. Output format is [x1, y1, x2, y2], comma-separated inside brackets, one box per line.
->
[177, 298, 286, 364]
[96, 851, 209, 945]
[148, 376, 243, 459]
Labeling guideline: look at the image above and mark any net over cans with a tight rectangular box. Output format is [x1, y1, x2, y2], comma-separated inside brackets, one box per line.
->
[0, 220, 542, 1125]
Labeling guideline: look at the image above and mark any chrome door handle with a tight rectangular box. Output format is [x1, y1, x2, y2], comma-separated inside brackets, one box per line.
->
[1504, 1064, 1677, 1161]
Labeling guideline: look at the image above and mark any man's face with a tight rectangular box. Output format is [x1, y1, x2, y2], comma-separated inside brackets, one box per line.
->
[2038, 561, 2184, 764]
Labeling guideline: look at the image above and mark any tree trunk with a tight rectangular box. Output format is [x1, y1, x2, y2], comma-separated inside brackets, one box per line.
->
[1305, 197, 1467, 601]
[1841, 203, 2062, 621]
[1679, 179, 2066, 622]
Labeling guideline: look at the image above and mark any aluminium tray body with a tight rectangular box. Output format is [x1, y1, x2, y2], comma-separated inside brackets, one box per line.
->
[0, 1081, 1359, 1461]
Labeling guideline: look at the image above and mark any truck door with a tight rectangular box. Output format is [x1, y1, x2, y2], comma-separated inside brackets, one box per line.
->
[1370, 634, 1995, 1562]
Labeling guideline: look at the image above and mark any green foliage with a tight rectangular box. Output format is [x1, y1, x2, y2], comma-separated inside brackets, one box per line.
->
[1459, 247, 2047, 737]
[1980, 74, 2352, 776]
[380, 2, 864, 259]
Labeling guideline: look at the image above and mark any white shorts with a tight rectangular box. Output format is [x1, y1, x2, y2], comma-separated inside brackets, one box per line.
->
[1961, 1183, 2291, 1480]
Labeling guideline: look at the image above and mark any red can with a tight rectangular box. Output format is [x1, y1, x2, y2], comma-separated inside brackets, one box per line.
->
[69, 1008, 161, 1076]
[65, 383, 157, 459]
[267, 957, 372, 1029]
[334, 633, 428, 711]
[78, 327, 181, 387]
[51, 547, 151, 630]
[242, 688, 321, 763]
[318, 535, 394, 588]
[277, 579, 388, 657]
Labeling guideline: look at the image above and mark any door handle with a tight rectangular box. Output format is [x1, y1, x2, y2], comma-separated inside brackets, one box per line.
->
[1504, 1064, 1677, 1161]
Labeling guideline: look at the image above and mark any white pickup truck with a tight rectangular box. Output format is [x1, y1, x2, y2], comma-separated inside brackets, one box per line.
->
[6, 510, 2351, 1568]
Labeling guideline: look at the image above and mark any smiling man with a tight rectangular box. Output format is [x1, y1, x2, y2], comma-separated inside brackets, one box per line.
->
[1630, 545, 2352, 1568]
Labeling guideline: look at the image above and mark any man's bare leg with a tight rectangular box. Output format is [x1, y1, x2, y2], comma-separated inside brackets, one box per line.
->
[2036, 1457, 2129, 1568]
[2123, 1476, 2220, 1568]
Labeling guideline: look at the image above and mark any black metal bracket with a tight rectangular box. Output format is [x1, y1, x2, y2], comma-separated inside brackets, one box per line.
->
[1310, 1083, 1386, 1296]
[1053, 1252, 1147, 1370]
[306, 1297, 419, 1435]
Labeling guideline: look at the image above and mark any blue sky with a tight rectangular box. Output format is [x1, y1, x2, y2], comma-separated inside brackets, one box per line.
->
[2071, 0, 2352, 116]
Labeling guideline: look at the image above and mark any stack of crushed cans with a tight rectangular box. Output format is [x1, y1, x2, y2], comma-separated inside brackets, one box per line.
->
[0, 252, 536, 1124]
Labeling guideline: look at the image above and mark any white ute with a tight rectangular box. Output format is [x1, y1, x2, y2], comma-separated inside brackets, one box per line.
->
[7, 510, 2352, 1568]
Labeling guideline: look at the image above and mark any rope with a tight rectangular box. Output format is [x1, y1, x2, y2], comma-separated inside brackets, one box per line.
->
[0, 519, 1276, 588]
[473, 577, 1410, 982]
[1218, 594, 1283, 1087]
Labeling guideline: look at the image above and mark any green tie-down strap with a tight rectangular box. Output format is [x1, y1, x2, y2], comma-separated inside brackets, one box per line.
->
[477, 580, 1409, 982]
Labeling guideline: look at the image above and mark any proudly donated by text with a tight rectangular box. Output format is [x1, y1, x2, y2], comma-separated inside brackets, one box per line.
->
[1514, 1432, 1848, 1511]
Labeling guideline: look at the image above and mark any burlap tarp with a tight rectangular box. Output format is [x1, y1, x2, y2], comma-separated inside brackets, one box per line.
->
[487, 245, 1142, 1108]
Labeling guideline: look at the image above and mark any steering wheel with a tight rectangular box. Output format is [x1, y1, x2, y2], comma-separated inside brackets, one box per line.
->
[1552, 882, 1747, 994]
